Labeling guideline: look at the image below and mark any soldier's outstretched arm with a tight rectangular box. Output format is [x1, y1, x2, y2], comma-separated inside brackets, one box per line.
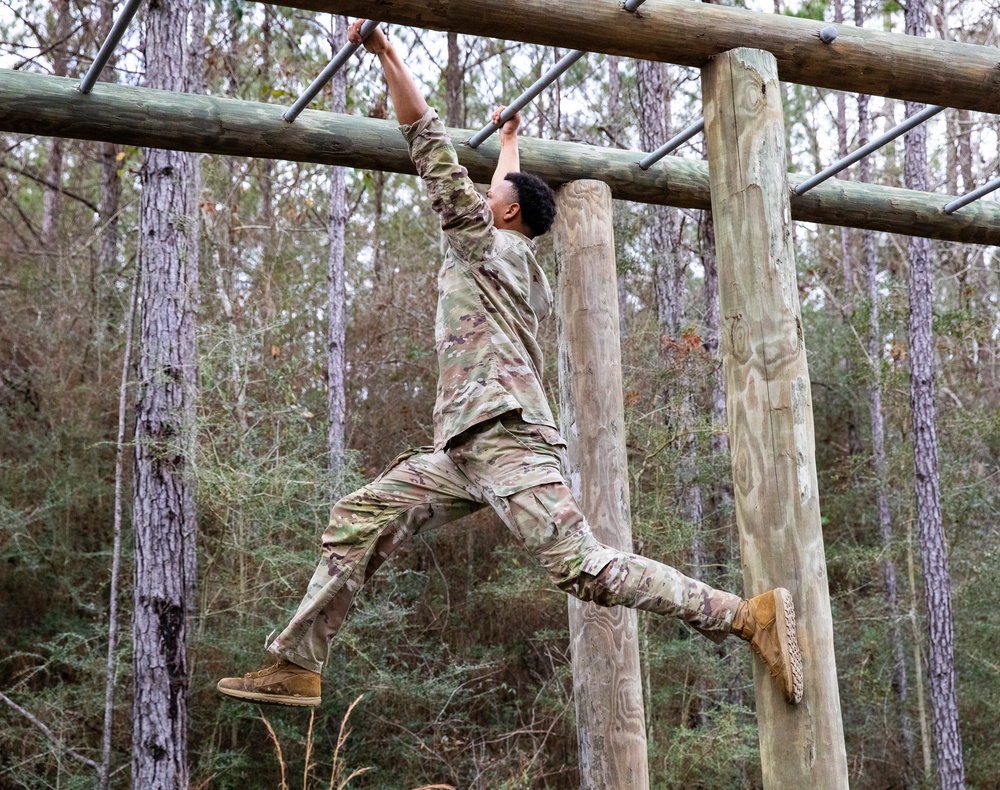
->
[490, 105, 521, 190]
[348, 20, 427, 125]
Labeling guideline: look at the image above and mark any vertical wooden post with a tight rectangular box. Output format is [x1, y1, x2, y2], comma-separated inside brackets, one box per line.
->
[554, 180, 649, 789]
[702, 49, 848, 787]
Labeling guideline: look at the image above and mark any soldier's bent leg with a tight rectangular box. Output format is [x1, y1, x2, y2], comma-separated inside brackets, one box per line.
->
[502, 482, 741, 642]
[269, 449, 483, 671]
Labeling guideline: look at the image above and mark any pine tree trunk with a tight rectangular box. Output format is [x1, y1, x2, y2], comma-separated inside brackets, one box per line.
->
[328, 14, 348, 486]
[605, 55, 629, 333]
[40, 0, 71, 250]
[96, 0, 122, 293]
[132, 0, 200, 785]
[636, 60, 682, 334]
[904, 2, 966, 787]
[858, 73, 915, 785]
[446, 32, 463, 128]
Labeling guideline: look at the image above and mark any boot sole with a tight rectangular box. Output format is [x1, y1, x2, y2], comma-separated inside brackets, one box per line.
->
[775, 588, 804, 704]
[217, 683, 321, 707]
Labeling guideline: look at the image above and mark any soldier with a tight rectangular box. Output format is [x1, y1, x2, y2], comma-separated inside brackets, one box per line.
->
[218, 20, 803, 708]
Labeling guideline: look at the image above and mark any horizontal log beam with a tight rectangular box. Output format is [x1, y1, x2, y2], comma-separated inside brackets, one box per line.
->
[2, 70, 998, 246]
[278, 0, 1000, 116]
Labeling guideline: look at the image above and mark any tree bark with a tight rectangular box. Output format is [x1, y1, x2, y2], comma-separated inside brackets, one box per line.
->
[904, 3, 966, 787]
[554, 180, 648, 790]
[40, 0, 71, 251]
[445, 32, 463, 128]
[702, 47, 848, 788]
[327, 14, 348, 486]
[636, 59, 681, 335]
[856, 4, 915, 779]
[132, 0, 200, 785]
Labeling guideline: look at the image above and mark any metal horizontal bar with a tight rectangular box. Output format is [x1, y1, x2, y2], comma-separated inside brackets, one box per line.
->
[637, 118, 704, 170]
[283, 18, 380, 122]
[78, 0, 144, 94]
[467, 0, 646, 149]
[466, 48, 586, 148]
[794, 104, 944, 195]
[944, 174, 1000, 214]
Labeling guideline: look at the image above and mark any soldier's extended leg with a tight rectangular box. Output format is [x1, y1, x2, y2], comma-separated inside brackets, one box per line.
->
[498, 482, 802, 703]
[218, 448, 484, 706]
[445, 416, 801, 704]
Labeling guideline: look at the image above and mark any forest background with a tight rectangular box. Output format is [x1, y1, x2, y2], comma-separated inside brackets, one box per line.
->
[1, 0, 999, 787]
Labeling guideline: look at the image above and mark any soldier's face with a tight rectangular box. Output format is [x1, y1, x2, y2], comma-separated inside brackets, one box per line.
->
[486, 180, 519, 227]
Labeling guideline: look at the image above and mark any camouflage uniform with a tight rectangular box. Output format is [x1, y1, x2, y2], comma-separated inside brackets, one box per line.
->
[268, 109, 740, 673]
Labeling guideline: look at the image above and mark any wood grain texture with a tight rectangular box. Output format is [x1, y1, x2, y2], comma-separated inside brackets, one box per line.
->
[554, 180, 648, 789]
[286, 0, 1000, 114]
[3, 69, 1000, 245]
[702, 49, 848, 788]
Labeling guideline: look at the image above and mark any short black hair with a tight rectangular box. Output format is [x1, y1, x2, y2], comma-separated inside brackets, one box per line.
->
[505, 172, 556, 237]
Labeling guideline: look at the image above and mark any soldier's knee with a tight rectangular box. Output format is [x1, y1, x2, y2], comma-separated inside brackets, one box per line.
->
[324, 487, 391, 546]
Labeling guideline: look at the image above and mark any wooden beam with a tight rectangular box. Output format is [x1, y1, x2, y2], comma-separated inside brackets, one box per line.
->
[280, 0, 1000, 116]
[554, 180, 648, 790]
[703, 48, 848, 787]
[2, 70, 999, 245]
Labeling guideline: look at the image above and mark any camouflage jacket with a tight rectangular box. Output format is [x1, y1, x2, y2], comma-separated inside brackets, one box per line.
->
[401, 108, 563, 451]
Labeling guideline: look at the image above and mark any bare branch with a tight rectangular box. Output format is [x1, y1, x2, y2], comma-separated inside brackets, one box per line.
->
[0, 690, 100, 772]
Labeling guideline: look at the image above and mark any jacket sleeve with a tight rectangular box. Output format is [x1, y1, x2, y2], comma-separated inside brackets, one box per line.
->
[401, 107, 495, 263]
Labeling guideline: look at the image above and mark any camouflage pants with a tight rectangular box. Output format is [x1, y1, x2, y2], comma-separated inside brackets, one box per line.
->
[269, 414, 741, 672]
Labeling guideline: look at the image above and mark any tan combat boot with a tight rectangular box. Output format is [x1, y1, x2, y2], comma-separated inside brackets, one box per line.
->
[217, 658, 321, 707]
[731, 588, 803, 705]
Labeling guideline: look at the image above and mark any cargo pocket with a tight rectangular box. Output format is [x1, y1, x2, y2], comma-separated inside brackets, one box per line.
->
[579, 546, 621, 577]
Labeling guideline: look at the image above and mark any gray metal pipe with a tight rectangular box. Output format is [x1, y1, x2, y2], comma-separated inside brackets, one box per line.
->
[944, 174, 1000, 214]
[78, 0, 144, 94]
[467, 0, 646, 148]
[283, 18, 380, 122]
[794, 104, 944, 195]
[467, 49, 586, 148]
[637, 118, 704, 170]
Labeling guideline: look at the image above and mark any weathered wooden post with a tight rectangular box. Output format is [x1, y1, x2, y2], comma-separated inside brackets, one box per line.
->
[553, 179, 649, 789]
[702, 48, 849, 787]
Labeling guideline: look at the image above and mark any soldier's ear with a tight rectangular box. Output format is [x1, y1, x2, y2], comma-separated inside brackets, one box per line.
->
[503, 201, 521, 222]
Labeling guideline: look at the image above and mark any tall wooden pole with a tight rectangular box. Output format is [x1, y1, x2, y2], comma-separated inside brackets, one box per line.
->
[554, 180, 648, 789]
[702, 49, 848, 788]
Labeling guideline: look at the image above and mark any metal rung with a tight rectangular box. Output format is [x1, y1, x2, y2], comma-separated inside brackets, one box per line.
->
[467, 49, 586, 148]
[467, 0, 646, 148]
[944, 175, 1000, 214]
[79, 0, 143, 94]
[637, 118, 704, 170]
[283, 18, 380, 122]
[795, 104, 944, 195]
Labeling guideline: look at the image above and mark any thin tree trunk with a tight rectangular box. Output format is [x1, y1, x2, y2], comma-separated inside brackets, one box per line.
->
[858, 70, 915, 785]
[636, 59, 682, 334]
[99, 267, 139, 790]
[833, 0, 852, 296]
[41, 0, 71, 250]
[132, 0, 200, 784]
[904, 2, 966, 787]
[908, 513, 934, 779]
[445, 32, 463, 128]
[328, 14, 348, 486]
